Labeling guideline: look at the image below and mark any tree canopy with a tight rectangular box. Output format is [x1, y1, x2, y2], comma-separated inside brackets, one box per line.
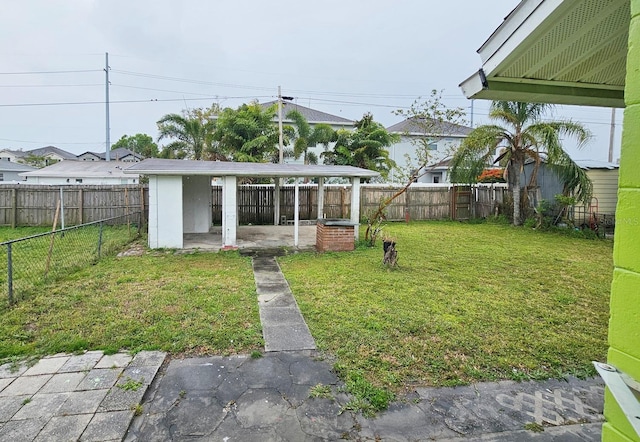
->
[449, 101, 592, 225]
[322, 113, 398, 180]
[213, 102, 279, 163]
[156, 107, 218, 160]
[112, 133, 158, 158]
[286, 109, 336, 165]
[392, 90, 466, 181]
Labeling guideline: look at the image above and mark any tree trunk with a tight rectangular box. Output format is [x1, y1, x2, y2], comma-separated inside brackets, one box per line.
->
[511, 158, 522, 226]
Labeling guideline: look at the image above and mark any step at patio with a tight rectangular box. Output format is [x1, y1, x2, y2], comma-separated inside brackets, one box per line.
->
[251, 256, 316, 352]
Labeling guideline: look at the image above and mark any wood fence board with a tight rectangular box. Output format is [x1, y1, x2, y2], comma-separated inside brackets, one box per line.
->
[0, 183, 508, 227]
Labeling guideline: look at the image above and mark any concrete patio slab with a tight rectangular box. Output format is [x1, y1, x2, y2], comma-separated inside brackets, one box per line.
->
[0, 350, 165, 442]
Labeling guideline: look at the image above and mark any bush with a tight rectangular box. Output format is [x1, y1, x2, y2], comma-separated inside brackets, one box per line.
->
[477, 168, 506, 183]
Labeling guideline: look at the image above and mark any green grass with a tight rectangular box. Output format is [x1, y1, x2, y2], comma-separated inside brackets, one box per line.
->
[0, 249, 263, 359]
[278, 221, 612, 393]
[0, 226, 52, 242]
[0, 225, 140, 304]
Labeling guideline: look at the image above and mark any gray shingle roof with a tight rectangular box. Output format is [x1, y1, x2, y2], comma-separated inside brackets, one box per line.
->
[261, 101, 354, 126]
[387, 117, 472, 136]
[21, 160, 138, 178]
[0, 161, 38, 172]
[78, 148, 143, 160]
[26, 146, 77, 159]
[125, 158, 378, 178]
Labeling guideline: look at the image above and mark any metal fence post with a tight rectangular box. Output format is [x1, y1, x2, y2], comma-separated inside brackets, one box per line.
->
[7, 243, 13, 305]
[98, 221, 103, 260]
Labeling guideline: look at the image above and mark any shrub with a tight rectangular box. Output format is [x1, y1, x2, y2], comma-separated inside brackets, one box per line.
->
[477, 168, 506, 183]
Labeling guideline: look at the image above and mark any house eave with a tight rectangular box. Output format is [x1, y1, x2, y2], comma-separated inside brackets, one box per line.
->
[460, 0, 629, 109]
[460, 71, 625, 108]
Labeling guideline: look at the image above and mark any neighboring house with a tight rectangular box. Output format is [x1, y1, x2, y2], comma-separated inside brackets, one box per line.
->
[260, 101, 356, 165]
[386, 118, 473, 183]
[0, 146, 76, 166]
[523, 159, 619, 215]
[0, 160, 37, 182]
[20, 160, 140, 185]
[77, 148, 144, 162]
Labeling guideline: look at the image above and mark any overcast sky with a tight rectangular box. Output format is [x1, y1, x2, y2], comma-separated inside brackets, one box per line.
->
[0, 1, 621, 161]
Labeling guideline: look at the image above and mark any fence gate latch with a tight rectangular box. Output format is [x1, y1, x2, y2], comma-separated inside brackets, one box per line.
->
[593, 361, 640, 437]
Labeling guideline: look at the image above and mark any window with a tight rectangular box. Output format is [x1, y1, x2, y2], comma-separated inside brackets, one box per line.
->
[75, 178, 83, 183]
[0, 173, 4, 181]
[428, 143, 438, 151]
[433, 176, 440, 184]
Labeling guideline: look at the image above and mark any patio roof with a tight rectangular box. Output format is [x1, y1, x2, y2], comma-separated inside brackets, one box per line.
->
[459, 0, 629, 108]
[124, 158, 379, 178]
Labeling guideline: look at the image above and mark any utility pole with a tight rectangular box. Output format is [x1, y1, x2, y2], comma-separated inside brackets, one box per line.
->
[278, 86, 284, 164]
[105, 52, 111, 161]
[470, 99, 474, 128]
[608, 108, 616, 163]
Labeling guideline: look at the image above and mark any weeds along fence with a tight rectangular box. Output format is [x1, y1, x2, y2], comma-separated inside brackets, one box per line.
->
[0, 211, 142, 306]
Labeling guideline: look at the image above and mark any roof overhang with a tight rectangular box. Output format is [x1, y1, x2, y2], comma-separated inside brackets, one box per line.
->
[460, 0, 630, 108]
[124, 158, 380, 179]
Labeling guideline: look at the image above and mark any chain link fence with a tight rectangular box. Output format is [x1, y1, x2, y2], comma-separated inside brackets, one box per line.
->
[0, 212, 142, 306]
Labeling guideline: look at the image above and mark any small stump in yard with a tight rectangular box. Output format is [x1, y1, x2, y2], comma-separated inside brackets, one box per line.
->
[382, 240, 398, 267]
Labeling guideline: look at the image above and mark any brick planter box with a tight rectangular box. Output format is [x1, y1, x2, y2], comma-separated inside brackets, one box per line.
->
[316, 219, 356, 252]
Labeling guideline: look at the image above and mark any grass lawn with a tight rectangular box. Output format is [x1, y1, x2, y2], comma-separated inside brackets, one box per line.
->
[0, 226, 51, 242]
[0, 248, 263, 359]
[278, 221, 612, 392]
[0, 225, 142, 304]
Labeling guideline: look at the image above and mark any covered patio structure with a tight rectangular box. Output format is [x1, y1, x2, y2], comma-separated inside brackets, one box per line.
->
[125, 159, 378, 250]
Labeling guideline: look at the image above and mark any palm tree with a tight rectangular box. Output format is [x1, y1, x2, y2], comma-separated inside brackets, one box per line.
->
[449, 101, 592, 225]
[156, 109, 217, 160]
[322, 113, 398, 181]
[286, 110, 336, 165]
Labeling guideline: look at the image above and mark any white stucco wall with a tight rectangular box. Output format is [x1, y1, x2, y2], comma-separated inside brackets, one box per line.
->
[149, 175, 183, 249]
[182, 175, 212, 233]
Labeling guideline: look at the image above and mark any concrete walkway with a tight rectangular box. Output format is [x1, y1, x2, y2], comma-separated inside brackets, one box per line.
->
[0, 350, 165, 441]
[252, 255, 316, 352]
[127, 351, 604, 441]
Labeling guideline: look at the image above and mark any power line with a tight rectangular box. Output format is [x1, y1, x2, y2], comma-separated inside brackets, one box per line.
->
[0, 137, 103, 145]
[0, 69, 102, 75]
[0, 95, 272, 108]
[111, 69, 274, 92]
[0, 84, 102, 88]
[111, 83, 221, 97]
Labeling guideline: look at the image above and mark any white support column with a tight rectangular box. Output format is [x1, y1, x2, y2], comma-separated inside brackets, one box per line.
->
[350, 177, 361, 240]
[274, 179, 280, 225]
[317, 177, 325, 220]
[222, 175, 238, 247]
[294, 178, 300, 247]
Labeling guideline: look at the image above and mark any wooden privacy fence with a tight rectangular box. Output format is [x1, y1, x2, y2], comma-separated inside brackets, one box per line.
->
[0, 184, 148, 227]
[0, 183, 509, 227]
[212, 183, 509, 224]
